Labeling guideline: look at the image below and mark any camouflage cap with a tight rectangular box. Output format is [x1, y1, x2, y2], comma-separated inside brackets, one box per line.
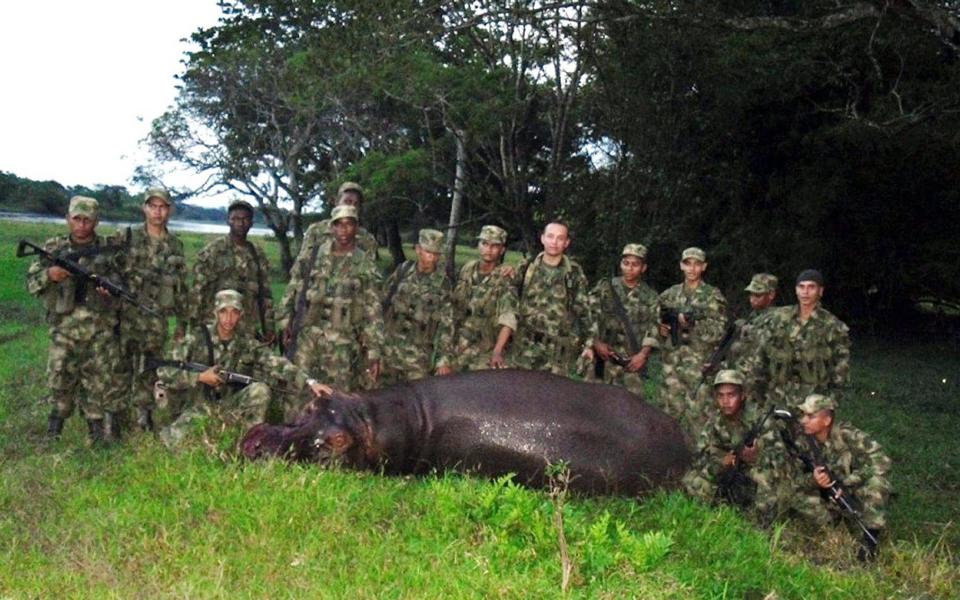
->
[681, 246, 706, 262]
[330, 205, 359, 223]
[143, 187, 172, 205]
[798, 393, 836, 415]
[621, 243, 648, 259]
[477, 225, 507, 245]
[745, 273, 778, 294]
[796, 269, 824, 286]
[214, 289, 244, 313]
[418, 228, 444, 253]
[337, 181, 363, 197]
[228, 199, 255, 214]
[68, 195, 99, 219]
[713, 369, 744, 387]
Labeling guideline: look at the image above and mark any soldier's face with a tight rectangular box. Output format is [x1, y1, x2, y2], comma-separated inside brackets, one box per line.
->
[801, 409, 833, 435]
[217, 306, 243, 337]
[415, 245, 441, 273]
[337, 191, 362, 207]
[680, 259, 706, 282]
[478, 240, 505, 264]
[749, 291, 776, 310]
[227, 208, 253, 239]
[620, 255, 647, 283]
[143, 198, 172, 227]
[541, 224, 570, 258]
[331, 218, 358, 246]
[715, 384, 743, 417]
[67, 214, 98, 243]
[795, 281, 824, 308]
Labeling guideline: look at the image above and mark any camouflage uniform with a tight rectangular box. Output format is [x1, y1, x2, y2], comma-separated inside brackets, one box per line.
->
[657, 280, 727, 427]
[743, 304, 851, 411]
[26, 203, 126, 425]
[188, 236, 275, 338]
[296, 220, 378, 263]
[158, 323, 313, 449]
[279, 211, 383, 391]
[726, 273, 778, 372]
[513, 253, 597, 376]
[589, 276, 659, 397]
[452, 262, 518, 371]
[381, 231, 455, 384]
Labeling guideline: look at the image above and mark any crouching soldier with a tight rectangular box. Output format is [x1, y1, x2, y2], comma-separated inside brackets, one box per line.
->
[779, 394, 892, 560]
[682, 369, 789, 522]
[158, 289, 332, 449]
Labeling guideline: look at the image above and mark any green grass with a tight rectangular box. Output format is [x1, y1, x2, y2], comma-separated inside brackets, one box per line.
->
[1, 220, 957, 598]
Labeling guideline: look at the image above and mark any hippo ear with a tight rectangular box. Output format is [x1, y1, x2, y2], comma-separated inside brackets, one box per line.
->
[325, 427, 354, 454]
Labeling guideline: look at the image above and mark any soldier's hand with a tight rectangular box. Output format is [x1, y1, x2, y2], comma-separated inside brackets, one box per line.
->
[368, 359, 381, 383]
[261, 330, 277, 346]
[580, 347, 595, 362]
[309, 381, 334, 398]
[283, 327, 295, 348]
[48, 266, 71, 282]
[678, 313, 692, 329]
[499, 265, 517, 279]
[658, 323, 671, 338]
[740, 442, 759, 464]
[813, 466, 834, 489]
[198, 366, 225, 388]
[722, 452, 737, 468]
[435, 365, 454, 376]
[489, 352, 508, 369]
[594, 341, 612, 361]
[626, 353, 648, 373]
[94, 285, 112, 298]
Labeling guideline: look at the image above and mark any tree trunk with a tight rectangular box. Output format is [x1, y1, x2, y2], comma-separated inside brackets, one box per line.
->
[445, 132, 467, 282]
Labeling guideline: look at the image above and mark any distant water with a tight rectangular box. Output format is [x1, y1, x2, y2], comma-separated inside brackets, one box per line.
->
[0, 211, 274, 237]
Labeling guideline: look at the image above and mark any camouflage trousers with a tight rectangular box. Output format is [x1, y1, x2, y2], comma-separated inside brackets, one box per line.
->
[46, 325, 125, 420]
[159, 382, 272, 449]
[117, 319, 169, 412]
[380, 344, 432, 386]
[682, 463, 788, 522]
[600, 362, 646, 399]
[777, 485, 889, 530]
[659, 346, 711, 429]
[294, 325, 370, 392]
[512, 330, 576, 376]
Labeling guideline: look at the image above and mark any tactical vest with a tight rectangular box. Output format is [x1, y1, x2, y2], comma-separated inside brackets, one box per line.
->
[388, 264, 445, 346]
[127, 227, 186, 311]
[303, 247, 368, 332]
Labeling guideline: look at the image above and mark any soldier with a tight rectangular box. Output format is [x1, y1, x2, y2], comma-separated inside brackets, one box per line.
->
[682, 370, 789, 522]
[743, 269, 850, 411]
[725, 272, 778, 372]
[158, 289, 332, 449]
[294, 181, 379, 264]
[779, 394, 891, 560]
[589, 243, 659, 398]
[513, 222, 597, 376]
[657, 247, 727, 427]
[188, 200, 276, 344]
[279, 205, 384, 391]
[451, 225, 518, 371]
[26, 196, 126, 444]
[380, 229, 455, 384]
[117, 187, 189, 432]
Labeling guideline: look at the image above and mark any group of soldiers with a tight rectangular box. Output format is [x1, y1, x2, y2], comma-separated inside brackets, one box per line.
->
[29, 181, 890, 559]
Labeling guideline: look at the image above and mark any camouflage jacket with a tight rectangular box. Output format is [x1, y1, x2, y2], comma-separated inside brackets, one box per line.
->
[26, 232, 125, 328]
[658, 282, 727, 352]
[295, 220, 378, 266]
[515, 253, 597, 350]
[590, 277, 660, 354]
[726, 307, 775, 370]
[278, 240, 384, 360]
[452, 260, 518, 352]
[159, 324, 311, 395]
[692, 404, 786, 481]
[790, 422, 892, 500]
[119, 226, 188, 323]
[383, 261, 455, 368]
[188, 236, 275, 335]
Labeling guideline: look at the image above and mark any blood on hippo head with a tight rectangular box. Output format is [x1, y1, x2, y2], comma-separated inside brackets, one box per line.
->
[241, 423, 294, 459]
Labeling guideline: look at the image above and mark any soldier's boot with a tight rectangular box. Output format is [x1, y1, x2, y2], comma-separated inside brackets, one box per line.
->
[46, 408, 65, 440]
[87, 418, 106, 447]
[104, 411, 123, 443]
[137, 408, 155, 433]
[857, 529, 881, 562]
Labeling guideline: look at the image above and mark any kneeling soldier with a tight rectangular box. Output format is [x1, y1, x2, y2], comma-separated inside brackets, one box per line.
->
[158, 289, 331, 449]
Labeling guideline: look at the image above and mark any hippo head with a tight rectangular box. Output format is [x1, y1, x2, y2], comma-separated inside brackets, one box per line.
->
[241, 423, 294, 460]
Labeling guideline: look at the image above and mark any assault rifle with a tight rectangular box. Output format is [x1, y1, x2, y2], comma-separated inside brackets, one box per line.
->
[659, 307, 697, 348]
[715, 405, 780, 507]
[284, 241, 321, 361]
[773, 410, 879, 548]
[702, 320, 739, 376]
[17, 239, 161, 318]
[144, 357, 302, 397]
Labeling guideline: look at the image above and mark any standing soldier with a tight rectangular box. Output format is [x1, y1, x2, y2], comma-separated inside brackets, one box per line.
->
[188, 200, 276, 344]
[279, 205, 384, 391]
[513, 222, 597, 376]
[380, 229, 455, 384]
[725, 273, 778, 372]
[26, 196, 126, 444]
[743, 269, 850, 411]
[779, 394, 891, 560]
[295, 181, 378, 263]
[158, 289, 331, 449]
[657, 247, 727, 427]
[118, 187, 189, 432]
[451, 225, 518, 371]
[589, 243, 659, 398]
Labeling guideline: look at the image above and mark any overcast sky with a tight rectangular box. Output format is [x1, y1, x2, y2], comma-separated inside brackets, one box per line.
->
[0, 1, 224, 204]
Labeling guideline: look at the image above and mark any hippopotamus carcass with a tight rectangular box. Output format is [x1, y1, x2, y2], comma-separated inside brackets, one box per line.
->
[242, 369, 691, 496]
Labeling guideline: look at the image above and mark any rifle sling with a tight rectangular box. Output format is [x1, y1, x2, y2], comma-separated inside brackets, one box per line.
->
[242, 239, 269, 339]
[382, 260, 416, 312]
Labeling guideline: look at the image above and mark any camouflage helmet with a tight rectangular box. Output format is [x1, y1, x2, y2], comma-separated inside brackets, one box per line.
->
[143, 187, 172, 205]
[713, 369, 744, 387]
[745, 273, 778, 294]
[681, 246, 706, 262]
[477, 225, 507, 245]
[214, 289, 244, 313]
[621, 243, 648, 260]
[418, 228, 445, 253]
[337, 181, 363, 198]
[68, 195, 99, 219]
[330, 205, 359, 223]
[798, 393, 836, 415]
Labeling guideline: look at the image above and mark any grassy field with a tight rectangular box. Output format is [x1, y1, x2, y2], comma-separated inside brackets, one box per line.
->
[1, 220, 957, 598]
